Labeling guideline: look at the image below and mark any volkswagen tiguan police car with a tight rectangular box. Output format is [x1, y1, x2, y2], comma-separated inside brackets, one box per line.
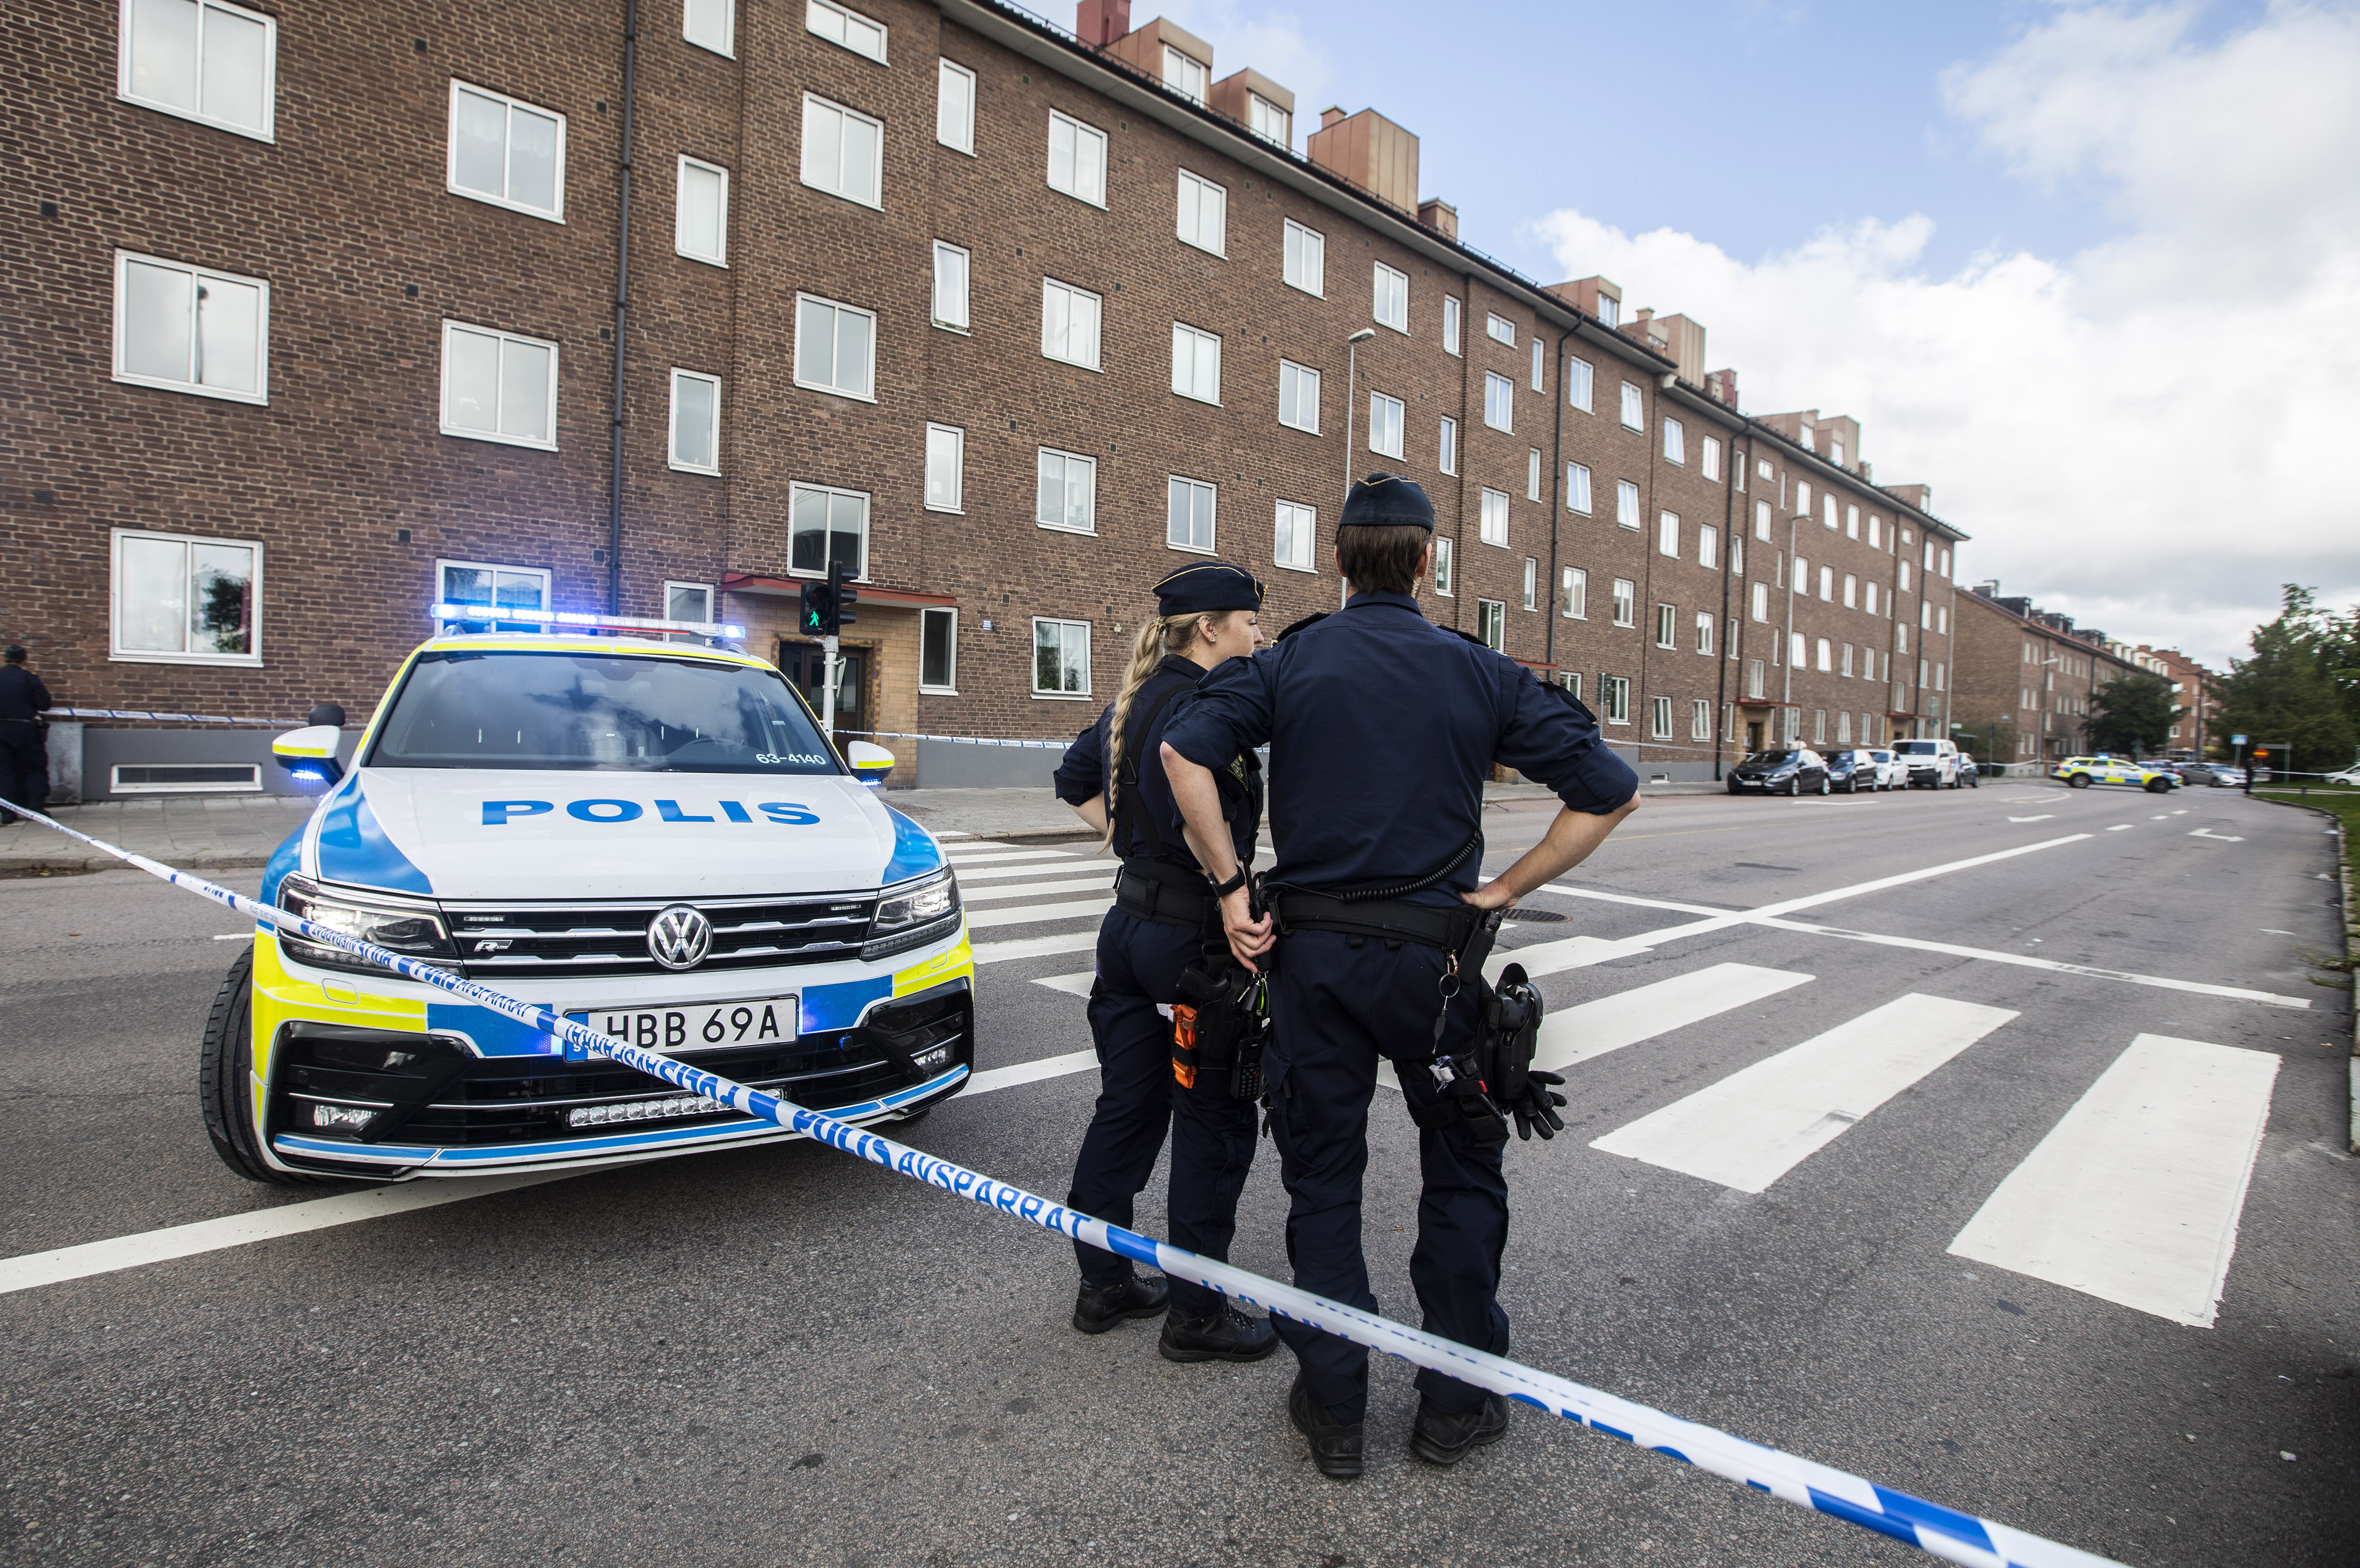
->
[200, 628, 973, 1185]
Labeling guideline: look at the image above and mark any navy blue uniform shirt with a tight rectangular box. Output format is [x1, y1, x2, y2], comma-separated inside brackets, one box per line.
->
[0, 666, 52, 725]
[1053, 656, 1261, 869]
[1161, 591, 1635, 899]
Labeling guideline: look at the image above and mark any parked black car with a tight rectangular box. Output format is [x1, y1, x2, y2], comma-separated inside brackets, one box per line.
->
[1955, 753, 1981, 787]
[1823, 748, 1880, 793]
[1728, 748, 1830, 796]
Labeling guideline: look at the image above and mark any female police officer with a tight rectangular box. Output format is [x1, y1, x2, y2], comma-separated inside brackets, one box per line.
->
[1049, 561, 1277, 1363]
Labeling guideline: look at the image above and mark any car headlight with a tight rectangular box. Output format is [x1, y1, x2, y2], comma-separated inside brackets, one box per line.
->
[864, 868, 961, 961]
[277, 874, 456, 976]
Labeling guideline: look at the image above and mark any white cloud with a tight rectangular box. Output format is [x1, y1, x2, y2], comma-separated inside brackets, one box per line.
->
[1534, 1, 2360, 667]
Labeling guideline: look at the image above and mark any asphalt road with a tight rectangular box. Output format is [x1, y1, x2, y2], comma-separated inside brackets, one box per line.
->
[2, 779, 2354, 1567]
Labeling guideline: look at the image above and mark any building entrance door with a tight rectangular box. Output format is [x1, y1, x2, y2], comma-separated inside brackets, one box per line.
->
[1745, 719, 1765, 753]
[778, 641, 866, 742]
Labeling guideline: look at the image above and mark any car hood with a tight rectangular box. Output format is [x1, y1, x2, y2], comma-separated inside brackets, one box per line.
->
[304, 768, 941, 901]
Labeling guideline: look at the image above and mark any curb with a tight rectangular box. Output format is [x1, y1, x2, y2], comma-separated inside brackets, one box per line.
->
[2247, 792, 2359, 1151]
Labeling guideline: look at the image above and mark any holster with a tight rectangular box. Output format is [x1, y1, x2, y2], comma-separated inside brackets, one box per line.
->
[1171, 955, 1269, 1100]
[1403, 958, 1545, 1145]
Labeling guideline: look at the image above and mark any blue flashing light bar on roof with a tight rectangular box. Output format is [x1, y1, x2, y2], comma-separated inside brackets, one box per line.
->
[429, 603, 747, 640]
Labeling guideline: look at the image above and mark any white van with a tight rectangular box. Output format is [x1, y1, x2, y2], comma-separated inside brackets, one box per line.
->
[1892, 738, 1963, 789]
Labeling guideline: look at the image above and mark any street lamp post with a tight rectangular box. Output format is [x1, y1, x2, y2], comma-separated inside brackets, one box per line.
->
[1343, 328, 1376, 500]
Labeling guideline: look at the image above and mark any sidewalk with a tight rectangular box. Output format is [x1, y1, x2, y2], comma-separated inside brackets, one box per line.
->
[0, 779, 1722, 876]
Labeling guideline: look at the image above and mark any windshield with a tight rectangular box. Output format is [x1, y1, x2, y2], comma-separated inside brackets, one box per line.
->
[1744, 751, 1800, 765]
[1897, 741, 1938, 755]
[365, 651, 841, 774]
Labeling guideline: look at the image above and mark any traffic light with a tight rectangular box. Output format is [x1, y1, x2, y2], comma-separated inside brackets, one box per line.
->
[798, 579, 834, 636]
[828, 560, 859, 630]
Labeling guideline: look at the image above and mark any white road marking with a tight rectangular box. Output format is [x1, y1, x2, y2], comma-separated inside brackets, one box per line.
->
[964, 1049, 1098, 1096]
[941, 847, 1078, 865]
[1031, 970, 1096, 997]
[1947, 1034, 2280, 1328]
[967, 930, 1100, 965]
[2189, 829, 2244, 842]
[1593, 995, 2018, 1193]
[1753, 919, 2311, 1009]
[954, 858, 1111, 883]
[964, 896, 1114, 930]
[2152, 815, 2170, 820]
[958, 874, 1115, 904]
[2260, 929, 2295, 936]
[2008, 815, 2055, 823]
[2107, 824, 2134, 832]
[211, 933, 249, 941]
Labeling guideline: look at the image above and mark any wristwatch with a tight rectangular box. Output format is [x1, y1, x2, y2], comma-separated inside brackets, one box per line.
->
[1208, 867, 1249, 899]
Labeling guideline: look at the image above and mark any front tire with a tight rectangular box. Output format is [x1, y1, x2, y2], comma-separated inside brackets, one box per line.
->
[1818, 775, 1830, 796]
[200, 946, 321, 1186]
[2067, 773, 2093, 789]
[2145, 777, 2171, 793]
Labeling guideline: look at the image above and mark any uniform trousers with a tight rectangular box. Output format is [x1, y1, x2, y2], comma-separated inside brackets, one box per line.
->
[1265, 928, 1507, 1423]
[0, 723, 47, 821]
[1067, 908, 1261, 1316]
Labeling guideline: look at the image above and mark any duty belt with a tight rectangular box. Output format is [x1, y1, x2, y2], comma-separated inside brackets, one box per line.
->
[1270, 889, 1482, 953]
[1114, 860, 1218, 930]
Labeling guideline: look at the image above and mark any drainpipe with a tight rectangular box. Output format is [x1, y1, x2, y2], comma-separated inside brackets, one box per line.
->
[606, 0, 640, 614]
[1713, 422, 1738, 780]
[1781, 505, 1798, 737]
[1545, 323, 1575, 673]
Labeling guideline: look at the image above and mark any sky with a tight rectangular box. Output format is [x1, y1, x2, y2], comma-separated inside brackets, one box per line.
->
[1026, 0, 2360, 668]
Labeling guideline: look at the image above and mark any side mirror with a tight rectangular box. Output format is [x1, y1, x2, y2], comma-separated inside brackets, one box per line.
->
[272, 724, 345, 786]
[307, 703, 347, 729]
[845, 740, 895, 787]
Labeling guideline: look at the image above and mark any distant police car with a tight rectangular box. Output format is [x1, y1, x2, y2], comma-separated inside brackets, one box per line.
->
[2051, 755, 2177, 793]
[201, 629, 973, 1185]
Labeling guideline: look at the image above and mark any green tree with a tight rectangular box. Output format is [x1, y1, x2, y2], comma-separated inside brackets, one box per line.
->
[2086, 672, 2181, 757]
[2215, 585, 2359, 772]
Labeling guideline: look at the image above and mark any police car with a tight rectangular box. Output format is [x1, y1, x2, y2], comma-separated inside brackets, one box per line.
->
[2050, 755, 2177, 793]
[201, 618, 973, 1185]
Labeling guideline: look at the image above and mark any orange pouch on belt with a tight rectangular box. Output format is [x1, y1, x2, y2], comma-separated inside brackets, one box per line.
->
[1170, 1004, 1200, 1089]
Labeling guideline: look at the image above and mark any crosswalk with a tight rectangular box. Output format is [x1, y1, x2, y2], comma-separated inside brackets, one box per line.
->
[938, 834, 2285, 1330]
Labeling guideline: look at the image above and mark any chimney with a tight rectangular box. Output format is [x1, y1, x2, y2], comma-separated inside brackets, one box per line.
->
[1647, 314, 1707, 384]
[1076, 0, 1131, 48]
[1704, 368, 1738, 407]
[1319, 105, 1345, 130]
[1416, 199, 1457, 239]
[1307, 106, 1419, 211]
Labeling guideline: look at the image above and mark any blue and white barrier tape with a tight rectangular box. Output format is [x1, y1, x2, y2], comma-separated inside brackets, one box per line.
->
[843, 729, 1067, 750]
[16, 802, 2122, 1568]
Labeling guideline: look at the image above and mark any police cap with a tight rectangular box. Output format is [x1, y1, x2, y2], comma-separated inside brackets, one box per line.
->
[1339, 472, 1435, 531]
[1154, 560, 1264, 617]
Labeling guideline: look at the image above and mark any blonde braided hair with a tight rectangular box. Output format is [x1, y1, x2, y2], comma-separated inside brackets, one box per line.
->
[1100, 611, 1234, 854]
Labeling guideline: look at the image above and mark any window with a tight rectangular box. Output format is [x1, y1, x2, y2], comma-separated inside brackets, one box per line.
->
[919, 607, 958, 692]
[1176, 169, 1227, 255]
[1566, 463, 1592, 514]
[923, 423, 964, 511]
[675, 156, 729, 265]
[807, 0, 886, 60]
[1283, 221, 1325, 296]
[1819, 565, 1834, 602]
[1750, 581, 1769, 622]
[1821, 495, 1837, 530]
[1033, 619, 1091, 698]
[684, 0, 734, 53]
[1040, 279, 1103, 370]
[1601, 675, 1630, 725]
[1433, 536, 1454, 596]
[1035, 448, 1096, 533]
[1274, 500, 1316, 572]
[794, 294, 876, 399]
[111, 251, 268, 404]
[1747, 659, 1765, 699]
[1527, 448, 1543, 503]
[665, 581, 715, 640]
[1663, 418, 1684, 465]
[1438, 415, 1458, 475]
[1616, 481, 1639, 530]
[931, 241, 971, 329]
[1936, 606, 1949, 635]
[1278, 360, 1321, 433]
[1693, 699, 1713, 742]
[1940, 548, 1952, 578]
[1046, 110, 1108, 206]
[802, 95, 882, 207]
[668, 369, 721, 473]
[1171, 322, 1222, 403]
[1162, 42, 1207, 102]
[1754, 499, 1772, 541]
[1479, 488, 1509, 547]
[1698, 525, 1718, 571]
[111, 527, 259, 663]
[1558, 672, 1583, 700]
[1561, 567, 1587, 618]
[440, 321, 556, 449]
[1701, 437, 1722, 482]
[1372, 262, 1407, 332]
[1864, 580, 1879, 617]
[790, 483, 869, 577]
[1168, 476, 1216, 553]
[1486, 313, 1516, 346]
[434, 559, 548, 635]
[447, 80, 565, 221]
[1566, 357, 1593, 412]
[1846, 504, 1860, 539]
[1692, 611, 1715, 656]
[1758, 457, 1774, 481]
[1477, 599, 1506, 651]
[1837, 710, 1853, 743]
[1793, 556, 1807, 594]
[1651, 696, 1673, 739]
[1619, 381, 1643, 430]
[1790, 631, 1807, 666]
[1248, 91, 1290, 147]
[1483, 373, 1514, 433]
[1531, 338, 1545, 392]
[1611, 579, 1635, 627]
[1840, 642, 1854, 677]
[1368, 391, 1404, 459]
[1900, 559, 1912, 592]
[1523, 557, 1539, 612]
[1730, 538, 1742, 575]
[1814, 639, 1834, 673]
[937, 59, 976, 153]
[1868, 515, 1882, 549]
[120, 0, 275, 140]
[1658, 512, 1679, 558]
[1796, 480, 1811, 518]
[1442, 296, 1462, 356]
[1813, 709, 1827, 745]
[1655, 603, 1677, 649]
[1842, 573, 1857, 608]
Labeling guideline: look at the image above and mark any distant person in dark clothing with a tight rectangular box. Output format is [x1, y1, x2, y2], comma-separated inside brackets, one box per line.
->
[0, 646, 53, 825]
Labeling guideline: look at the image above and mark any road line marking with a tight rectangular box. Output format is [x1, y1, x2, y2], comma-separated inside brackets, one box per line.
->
[1947, 1035, 2280, 1327]
[2189, 829, 2243, 842]
[958, 874, 1115, 904]
[965, 896, 1114, 930]
[211, 932, 249, 941]
[941, 847, 1078, 865]
[967, 931, 1101, 965]
[964, 1049, 1098, 1096]
[2260, 929, 2294, 935]
[2107, 824, 2134, 831]
[1031, 970, 1096, 997]
[2007, 815, 2055, 823]
[0, 1173, 576, 1297]
[954, 858, 1112, 883]
[1751, 919, 2311, 1008]
[1593, 995, 2017, 1193]
[1536, 885, 1733, 918]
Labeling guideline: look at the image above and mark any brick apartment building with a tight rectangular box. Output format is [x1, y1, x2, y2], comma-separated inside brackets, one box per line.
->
[5, 0, 1967, 798]
[2139, 645, 2219, 757]
[1953, 583, 2143, 762]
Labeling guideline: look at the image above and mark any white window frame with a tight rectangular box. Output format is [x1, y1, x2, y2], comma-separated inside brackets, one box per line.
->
[1172, 322, 1223, 405]
[665, 580, 715, 627]
[667, 368, 722, 474]
[117, 0, 277, 141]
[1658, 511, 1679, 558]
[919, 606, 959, 694]
[1162, 42, 1208, 102]
[801, 94, 884, 210]
[936, 59, 977, 154]
[1530, 337, 1545, 393]
[1651, 695, 1673, 740]
[1485, 312, 1516, 346]
[1566, 356, 1593, 413]
[1483, 372, 1514, 433]
[1166, 475, 1217, 554]
[923, 422, 965, 513]
[1701, 436, 1722, 483]
[1273, 500, 1317, 573]
[1525, 447, 1543, 503]
[1698, 524, 1718, 571]
[674, 155, 730, 266]
[787, 482, 871, 580]
[1566, 462, 1592, 514]
[446, 80, 567, 222]
[1433, 536, 1454, 597]
[1277, 359, 1321, 434]
[1479, 488, 1510, 548]
[1438, 416, 1458, 476]
[1754, 498, 1773, 541]
[433, 558, 550, 635]
[1663, 417, 1685, 465]
[1522, 557, 1539, 612]
[1696, 611, 1714, 656]
[1561, 567, 1587, 619]
[1751, 581, 1770, 623]
[110, 250, 270, 405]
[1248, 91, 1290, 148]
[807, 0, 887, 62]
[110, 526, 263, 665]
[1655, 602, 1677, 650]
[1603, 675, 1631, 726]
[793, 292, 877, 401]
[1047, 109, 1108, 207]
[1372, 261, 1408, 333]
[1476, 598, 1506, 652]
[1283, 220, 1326, 298]
[1842, 573, 1858, 609]
[931, 240, 971, 331]
[1035, 447, 1098, 535]
[1615, 480, 1640, 531]
[439, 320, 558, 450]
[1176, 169, 1228, 257]
[1040, 278, 1103, 371]
[1611, 579, 1636, 627]
[1692, 699, 1712, 742]
[1368, 391, 1405, 459]
[1442, 295, 1462, 356]
[1031, 618, 1092, 699]
[684, 0, 735, 56]
[1619, 380, 1643, 431]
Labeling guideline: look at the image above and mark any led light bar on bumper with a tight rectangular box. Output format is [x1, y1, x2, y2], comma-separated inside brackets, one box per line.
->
[277, 876, 457, 974]
[863, 868, 961, 961]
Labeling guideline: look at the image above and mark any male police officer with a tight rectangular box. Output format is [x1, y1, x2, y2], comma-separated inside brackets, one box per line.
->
[1160, 474, 1639, 1480]
[0, 646, 52, 826]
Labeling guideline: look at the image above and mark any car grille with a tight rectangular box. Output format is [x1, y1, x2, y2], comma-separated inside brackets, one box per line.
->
[441, 892, 878, 978]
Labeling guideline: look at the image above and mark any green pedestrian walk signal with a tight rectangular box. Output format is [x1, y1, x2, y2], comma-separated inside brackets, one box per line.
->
[796, 562, 861, 636]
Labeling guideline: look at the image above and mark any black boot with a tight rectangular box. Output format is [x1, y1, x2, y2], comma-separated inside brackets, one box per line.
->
[1288, 1372, 1364, 1481]
[1071, 1273, 1169, 1334]
[1408, 1392, 1510, 1466]
[1157, 1302, 1279, 1363]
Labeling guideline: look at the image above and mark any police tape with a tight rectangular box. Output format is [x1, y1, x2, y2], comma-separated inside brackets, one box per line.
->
[50, 706, 355, 728]
[842, 729, 1067, 750]
[16, 802, 2123, 1568]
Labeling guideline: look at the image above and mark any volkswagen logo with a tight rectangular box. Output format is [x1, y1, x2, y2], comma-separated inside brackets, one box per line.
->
[645, 904, 714, 971]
